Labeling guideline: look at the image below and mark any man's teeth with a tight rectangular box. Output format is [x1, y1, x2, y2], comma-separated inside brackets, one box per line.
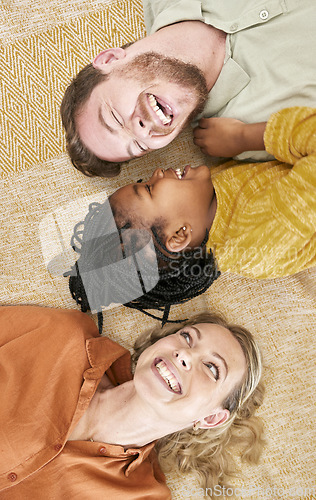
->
[175, 168, 184, 179]
[148, 94, 172, 125]
[156, 361, 180, 393]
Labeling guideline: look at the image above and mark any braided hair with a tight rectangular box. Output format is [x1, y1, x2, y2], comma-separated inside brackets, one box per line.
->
[65, 198, 220, 329]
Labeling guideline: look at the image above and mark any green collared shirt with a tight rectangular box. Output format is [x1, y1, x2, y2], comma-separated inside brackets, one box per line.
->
[143, 0, 316, 160]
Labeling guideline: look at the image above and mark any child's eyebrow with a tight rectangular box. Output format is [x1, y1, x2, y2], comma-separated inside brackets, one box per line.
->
[132, 184, 143, 199]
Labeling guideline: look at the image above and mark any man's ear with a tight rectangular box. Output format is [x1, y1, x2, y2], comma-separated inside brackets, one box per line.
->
[198, 409, 230, 429]
[93, 48, 127, 73]
[165, 225, 192, 253]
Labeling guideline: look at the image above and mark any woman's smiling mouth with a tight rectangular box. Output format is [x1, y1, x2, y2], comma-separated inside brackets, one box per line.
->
[154, 359, 182, 394]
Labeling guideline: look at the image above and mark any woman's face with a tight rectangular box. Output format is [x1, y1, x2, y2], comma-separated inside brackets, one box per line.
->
[134, 322, 247, 430]
[110, 166, 216, 249]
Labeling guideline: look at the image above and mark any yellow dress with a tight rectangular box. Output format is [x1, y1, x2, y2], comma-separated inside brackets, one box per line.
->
[207, 107, 316, 279]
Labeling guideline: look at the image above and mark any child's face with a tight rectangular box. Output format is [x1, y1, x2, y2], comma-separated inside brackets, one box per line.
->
[111, 165, 216, 250]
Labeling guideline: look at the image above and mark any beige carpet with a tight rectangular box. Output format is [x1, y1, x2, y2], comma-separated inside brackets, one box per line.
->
[1, 0, 315, 498]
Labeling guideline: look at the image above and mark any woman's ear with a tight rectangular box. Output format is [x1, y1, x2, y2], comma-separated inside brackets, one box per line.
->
[165, 225, 192, 253]
[93, 48, 127, 73]
[198, 409, 230, 429]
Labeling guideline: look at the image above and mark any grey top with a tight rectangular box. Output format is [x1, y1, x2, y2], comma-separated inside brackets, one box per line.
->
[143, 0, 316, 160]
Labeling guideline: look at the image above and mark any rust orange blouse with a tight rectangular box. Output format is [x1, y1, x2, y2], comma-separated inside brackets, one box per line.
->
[0, 306, 171, 499]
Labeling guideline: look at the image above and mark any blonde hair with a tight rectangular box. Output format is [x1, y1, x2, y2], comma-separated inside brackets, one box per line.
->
[133, 312, 265, 496]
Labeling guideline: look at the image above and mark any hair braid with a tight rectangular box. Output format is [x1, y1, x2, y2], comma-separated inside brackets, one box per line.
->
[66, 201, 220, 326]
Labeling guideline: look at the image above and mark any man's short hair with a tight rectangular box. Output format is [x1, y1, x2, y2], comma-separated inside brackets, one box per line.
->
[60, 63, 124, 178]
[61, 42, 135, 177]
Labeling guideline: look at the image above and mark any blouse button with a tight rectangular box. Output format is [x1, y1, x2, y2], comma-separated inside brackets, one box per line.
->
[99, 447, 107, 455]
[54, 444, 62, 451]
[259, 9, 269, 20]
[8, 472, 17, 482]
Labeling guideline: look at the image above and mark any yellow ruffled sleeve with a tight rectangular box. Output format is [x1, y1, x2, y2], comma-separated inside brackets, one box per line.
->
[208, 107, 316, 279]
[264, 107, 316, 239]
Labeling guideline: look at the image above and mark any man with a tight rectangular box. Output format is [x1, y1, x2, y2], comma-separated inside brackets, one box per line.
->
[61, 0, 316, 177]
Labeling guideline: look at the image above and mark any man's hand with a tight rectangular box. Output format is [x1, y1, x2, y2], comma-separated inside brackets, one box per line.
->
[193, 117, 267, 157]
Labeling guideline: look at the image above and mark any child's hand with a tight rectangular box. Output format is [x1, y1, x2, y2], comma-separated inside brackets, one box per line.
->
[193, 117, 246, 157]
[193, 117, 266, 157]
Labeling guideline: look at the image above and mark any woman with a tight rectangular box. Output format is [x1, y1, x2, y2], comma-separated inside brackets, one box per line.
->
[0, 306, 263, 498]
[67, 107, 315, 323]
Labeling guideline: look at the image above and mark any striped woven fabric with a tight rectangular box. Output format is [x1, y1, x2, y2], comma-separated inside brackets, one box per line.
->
[0, 1, 315, 498]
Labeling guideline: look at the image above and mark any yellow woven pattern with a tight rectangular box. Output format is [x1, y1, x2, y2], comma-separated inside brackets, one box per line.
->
[0, 0, 146, 175]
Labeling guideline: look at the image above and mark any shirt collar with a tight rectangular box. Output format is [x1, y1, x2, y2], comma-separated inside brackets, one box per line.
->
[193, 35, 250, 122]
[124, 442, 157, 476]
[66, 439, 157, 476]
[80, 336, 159, 475]
[84, 335, 132, 385]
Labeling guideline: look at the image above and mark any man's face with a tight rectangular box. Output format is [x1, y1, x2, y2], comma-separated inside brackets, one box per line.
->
[75, 52, 208, 162]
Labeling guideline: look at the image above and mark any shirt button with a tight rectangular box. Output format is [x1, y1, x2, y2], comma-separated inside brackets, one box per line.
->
[8, 473, 17, 482]
[99, 447, 107, 454]
[54, 444, 62, 451]
[230, 23, 238, 31]
[259, 9, 269, 20]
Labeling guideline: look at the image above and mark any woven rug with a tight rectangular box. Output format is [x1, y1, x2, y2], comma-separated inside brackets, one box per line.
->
[1, 1, 315, 498]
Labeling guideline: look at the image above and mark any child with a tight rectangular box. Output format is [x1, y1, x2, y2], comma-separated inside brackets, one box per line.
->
[67, 107, 316, 322]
